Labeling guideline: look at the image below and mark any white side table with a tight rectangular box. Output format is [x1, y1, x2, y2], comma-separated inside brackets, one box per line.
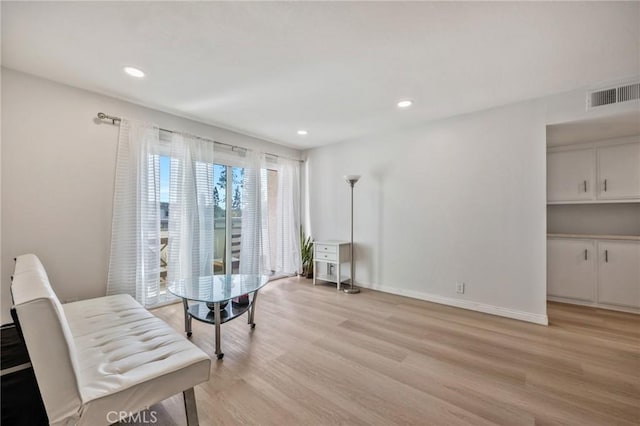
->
[313, 241, 351, 290]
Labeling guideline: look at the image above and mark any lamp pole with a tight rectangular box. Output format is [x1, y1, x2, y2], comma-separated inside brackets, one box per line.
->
[344, 175, 360, 294]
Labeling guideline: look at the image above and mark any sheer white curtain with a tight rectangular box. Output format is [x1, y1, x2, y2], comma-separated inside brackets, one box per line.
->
[167, 133, 216, 283]
[107, 118, 300, 306]
[274, 158, 302, 275]
[239, 151, 271, 275]
[107, 119, 162, 307]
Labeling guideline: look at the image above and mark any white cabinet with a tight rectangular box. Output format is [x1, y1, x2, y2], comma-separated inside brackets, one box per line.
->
[547, 149, 595, 202]
[547, 239, 596, 301]
[597, 143, 640, 200]
[313, 241, 351, 290]
[547, 140, 640, 204]
[547, 236, 640, 312]
[597, 241, 640, 309]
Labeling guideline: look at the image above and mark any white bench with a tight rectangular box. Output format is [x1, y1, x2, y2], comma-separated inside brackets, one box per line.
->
[10, 254, 211, 426]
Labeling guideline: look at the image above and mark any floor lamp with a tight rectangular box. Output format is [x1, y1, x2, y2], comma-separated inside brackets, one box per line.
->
[344, 175, 361, 294]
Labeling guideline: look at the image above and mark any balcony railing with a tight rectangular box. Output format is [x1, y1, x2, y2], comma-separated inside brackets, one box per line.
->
[159, 217, 242, 290]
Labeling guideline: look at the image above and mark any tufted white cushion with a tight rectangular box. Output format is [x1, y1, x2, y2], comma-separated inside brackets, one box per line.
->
[11, 254, 211, 426]
[64, 294, 211, 425]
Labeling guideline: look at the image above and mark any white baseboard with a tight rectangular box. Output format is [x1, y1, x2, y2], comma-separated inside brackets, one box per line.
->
[547, 296, 640, 315]
[358, 282, 549, 326]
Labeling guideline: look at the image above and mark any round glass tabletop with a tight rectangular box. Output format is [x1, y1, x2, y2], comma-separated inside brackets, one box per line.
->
[168, 274, 270, 303]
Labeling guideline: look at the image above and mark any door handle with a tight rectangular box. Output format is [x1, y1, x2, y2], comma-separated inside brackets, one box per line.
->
[605, 250, 608, 263]
[583, 180, 587, 192]
[584, 249, 588, 260]
[604, 179, 607, 192]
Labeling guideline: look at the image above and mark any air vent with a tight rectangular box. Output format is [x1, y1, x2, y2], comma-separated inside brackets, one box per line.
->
[588, 81, 640, 109]
[617, 83, 640, 102]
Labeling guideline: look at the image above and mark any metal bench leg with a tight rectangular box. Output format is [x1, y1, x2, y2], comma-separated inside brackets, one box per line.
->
[183, 387, 199, 426]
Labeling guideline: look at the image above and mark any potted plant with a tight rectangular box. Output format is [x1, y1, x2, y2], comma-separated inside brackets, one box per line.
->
[300, 228, 314, 278]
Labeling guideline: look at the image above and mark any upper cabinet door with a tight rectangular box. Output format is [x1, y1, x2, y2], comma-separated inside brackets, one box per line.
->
[597, 142, 640, 200]
[547, 149, 595, 202]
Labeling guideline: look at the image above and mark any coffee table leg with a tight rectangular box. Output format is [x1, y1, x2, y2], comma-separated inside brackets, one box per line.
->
[214, 302, 223, 359]
[182, 298, 192, 337]
[249, 291, 258, 329]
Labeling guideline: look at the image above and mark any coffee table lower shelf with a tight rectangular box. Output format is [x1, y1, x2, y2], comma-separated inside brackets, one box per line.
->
[181, 292, 259, 360]
[187, 301, 253, 325]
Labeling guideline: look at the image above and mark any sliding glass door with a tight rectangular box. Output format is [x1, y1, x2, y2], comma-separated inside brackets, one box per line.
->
[213, 164, 246, 274]
[159, 156, 280, 293]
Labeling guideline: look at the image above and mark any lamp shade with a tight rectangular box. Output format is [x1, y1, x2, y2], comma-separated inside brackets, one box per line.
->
[344, 175, 361, 185]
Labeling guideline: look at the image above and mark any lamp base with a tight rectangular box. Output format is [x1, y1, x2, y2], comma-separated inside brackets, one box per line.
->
[343, 287, 360, 294]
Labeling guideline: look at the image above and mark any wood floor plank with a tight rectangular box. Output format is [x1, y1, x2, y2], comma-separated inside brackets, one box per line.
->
[148, 277, 640, 425]
[312, 328, 535, 426]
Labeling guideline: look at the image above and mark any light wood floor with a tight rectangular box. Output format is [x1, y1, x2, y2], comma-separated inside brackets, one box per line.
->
[138, 277, 639, 426]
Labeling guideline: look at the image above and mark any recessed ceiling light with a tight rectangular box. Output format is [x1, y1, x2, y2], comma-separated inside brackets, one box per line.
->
[123, 66, 145, 78]
[297, 130, 308, 136]
[397, 100, 413, 108]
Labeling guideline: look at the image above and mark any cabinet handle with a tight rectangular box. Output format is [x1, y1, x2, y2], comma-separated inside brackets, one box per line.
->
[605, 250, 608, 263]
[584, 249, 588, 260]
[604, 179, 607, 192]
[583, 180, 587, 192]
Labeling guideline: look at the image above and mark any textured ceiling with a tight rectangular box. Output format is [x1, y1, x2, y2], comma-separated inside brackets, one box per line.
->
[2, 2, 639, 148]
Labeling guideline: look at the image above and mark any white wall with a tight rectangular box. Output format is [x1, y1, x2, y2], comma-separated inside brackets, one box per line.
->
[1, 68, 301, 325]
[0, 65, 3, 325]
[306, 100, 549, 324]
[305, 82, 639, 325]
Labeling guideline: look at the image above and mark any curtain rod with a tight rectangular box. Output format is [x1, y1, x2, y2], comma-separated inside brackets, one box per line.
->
[96, 112, 303, 163]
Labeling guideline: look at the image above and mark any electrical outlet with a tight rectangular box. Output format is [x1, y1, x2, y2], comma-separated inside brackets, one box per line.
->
[456, 282, 465, 294]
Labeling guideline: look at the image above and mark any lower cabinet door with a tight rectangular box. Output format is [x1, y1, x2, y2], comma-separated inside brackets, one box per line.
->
[547, 239, 596, 301]
[597, 241, 640, 309]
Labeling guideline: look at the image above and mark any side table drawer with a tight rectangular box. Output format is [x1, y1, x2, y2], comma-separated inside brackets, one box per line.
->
[316, 252, 337, 261]
[315, 244, 337, 254]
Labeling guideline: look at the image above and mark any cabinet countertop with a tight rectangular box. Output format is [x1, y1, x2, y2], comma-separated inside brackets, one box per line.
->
[314, 241, 351, 245]
[548, 233, 640, 241]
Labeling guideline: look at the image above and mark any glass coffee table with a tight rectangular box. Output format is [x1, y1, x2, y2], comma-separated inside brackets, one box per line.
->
[168, 274, 270, 359]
